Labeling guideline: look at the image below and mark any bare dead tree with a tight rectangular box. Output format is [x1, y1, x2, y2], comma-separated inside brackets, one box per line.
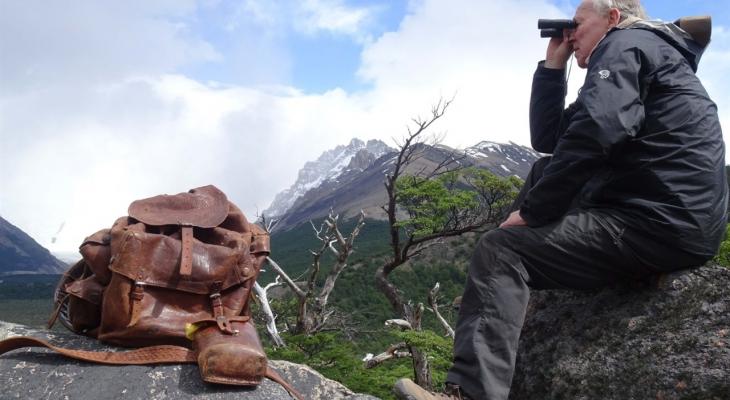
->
[259, 209, 366, 336]
[373, 99, 521, 389]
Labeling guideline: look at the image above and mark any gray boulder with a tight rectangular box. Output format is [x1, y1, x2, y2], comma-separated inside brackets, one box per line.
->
[0, 321, 379, 400]
[511, 264, 730, 400]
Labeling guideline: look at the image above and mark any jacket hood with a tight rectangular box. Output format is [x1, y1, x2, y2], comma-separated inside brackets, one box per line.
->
[617, 20, 707, 72]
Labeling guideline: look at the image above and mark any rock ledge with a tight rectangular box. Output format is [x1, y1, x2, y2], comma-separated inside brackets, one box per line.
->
[0, 321, 379, 400]
[511, 264, 730, 400]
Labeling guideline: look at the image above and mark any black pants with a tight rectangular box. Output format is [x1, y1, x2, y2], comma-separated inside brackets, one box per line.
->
[445, 157, 707, 400]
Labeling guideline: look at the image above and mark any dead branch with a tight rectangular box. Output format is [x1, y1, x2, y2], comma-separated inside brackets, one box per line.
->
[312, 309, 335, 332]
[265, 257, 306, 299]
[253, 281, 286, 347]
[407, 238, 445, 260]
[385, 319, 413, 330]
[363, 342, 411, 369]
[428, 283, 455, 338]
[296, 223, 330, 333]
[310, 219, 326, 241]
[346, 211, 366, 245]
[257, 212, 279, 234]
[263, 275, 283, 293]
[315, 211, 366, 309]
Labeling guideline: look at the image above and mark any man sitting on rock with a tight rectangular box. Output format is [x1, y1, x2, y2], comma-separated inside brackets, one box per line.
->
[395, 0, 727, 399]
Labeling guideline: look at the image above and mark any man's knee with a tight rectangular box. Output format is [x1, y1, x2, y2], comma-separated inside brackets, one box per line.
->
[477, 228, 519, 249]
[471, 229, 518, 272]
[462, 228, 531, 311]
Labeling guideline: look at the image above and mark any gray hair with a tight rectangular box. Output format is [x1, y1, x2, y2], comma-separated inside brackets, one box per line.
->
[591, 0, 647, 20]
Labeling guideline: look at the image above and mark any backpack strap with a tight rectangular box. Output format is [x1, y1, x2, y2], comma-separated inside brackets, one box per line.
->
[0, 336, 304, 400]
[0, 336, 196, 364]
[266, 366, 306, 400]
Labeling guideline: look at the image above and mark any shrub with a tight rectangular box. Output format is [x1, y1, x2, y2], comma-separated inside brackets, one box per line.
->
[714, 224, 730, 268]
[267, 332, 413, 399]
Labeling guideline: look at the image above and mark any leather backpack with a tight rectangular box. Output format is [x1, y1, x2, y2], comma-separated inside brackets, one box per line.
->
[0, 185, 302, 399]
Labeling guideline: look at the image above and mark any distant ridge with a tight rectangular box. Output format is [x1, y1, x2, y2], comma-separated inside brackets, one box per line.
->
[0, 216, 67, 275]
[266, 138, 540, 231]
[263, 138, 393, 219]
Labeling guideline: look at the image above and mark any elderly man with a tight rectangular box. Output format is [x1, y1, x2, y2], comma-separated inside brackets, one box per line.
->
[395, 0, 727, 399]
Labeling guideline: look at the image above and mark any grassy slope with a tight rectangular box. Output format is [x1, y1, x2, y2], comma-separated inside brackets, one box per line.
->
[0, 274, 59, 327]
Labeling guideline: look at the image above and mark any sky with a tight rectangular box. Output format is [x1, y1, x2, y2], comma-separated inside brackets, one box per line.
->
[1, 0, 729, 255]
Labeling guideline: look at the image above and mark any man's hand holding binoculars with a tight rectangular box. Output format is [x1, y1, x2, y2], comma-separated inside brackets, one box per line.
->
[545, 33, 574, 69]
[538, 19, 576, 70]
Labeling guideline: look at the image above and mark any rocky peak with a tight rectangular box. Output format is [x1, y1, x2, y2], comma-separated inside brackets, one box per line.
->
[362, 139, 392, 158]
[263, 138, 394, 218]
[346, 149, 378, 172]
[266, 140, 540, 231]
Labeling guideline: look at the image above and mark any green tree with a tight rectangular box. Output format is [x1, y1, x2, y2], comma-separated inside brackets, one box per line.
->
[374, 99, 522, 389]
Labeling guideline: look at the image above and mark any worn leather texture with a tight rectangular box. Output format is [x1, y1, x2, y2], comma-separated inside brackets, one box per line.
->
[127, 185, 230, 228]
[55, 185, 273, 382]
[195, 320, 267, 385]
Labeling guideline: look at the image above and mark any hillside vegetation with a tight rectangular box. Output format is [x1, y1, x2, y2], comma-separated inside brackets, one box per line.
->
[3, 222, 729, 399]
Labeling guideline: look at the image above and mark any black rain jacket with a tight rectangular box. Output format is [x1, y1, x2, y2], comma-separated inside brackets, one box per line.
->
[521, 20, 728, 259]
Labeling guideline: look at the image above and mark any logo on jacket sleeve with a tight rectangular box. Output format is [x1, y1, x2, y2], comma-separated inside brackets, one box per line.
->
[598, 70, 611, 79]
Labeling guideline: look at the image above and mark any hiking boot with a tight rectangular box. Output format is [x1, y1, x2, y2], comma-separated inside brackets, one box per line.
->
[393, 378, 472, 400]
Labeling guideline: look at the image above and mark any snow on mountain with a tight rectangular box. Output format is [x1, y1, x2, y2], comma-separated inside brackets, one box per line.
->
[264, 138, 541, 231]
[263, 138, 393, 218]
[466, 141, 541, 178]
[466, 141, 540, 162]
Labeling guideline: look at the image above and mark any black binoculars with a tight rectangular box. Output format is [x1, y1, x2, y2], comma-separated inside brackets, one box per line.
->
[538, 19, 577, 38]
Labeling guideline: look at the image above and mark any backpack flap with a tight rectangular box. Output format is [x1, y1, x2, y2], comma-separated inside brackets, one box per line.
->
[128, 185, 236, 278]
[97, 217, 256, 347]
[127, 185, 229, 228]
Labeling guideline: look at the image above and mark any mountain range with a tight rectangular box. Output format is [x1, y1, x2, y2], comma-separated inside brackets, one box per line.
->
[0, 138, 539, 275]
[265, 138, 540, 231]
[264, 138, 393, 218]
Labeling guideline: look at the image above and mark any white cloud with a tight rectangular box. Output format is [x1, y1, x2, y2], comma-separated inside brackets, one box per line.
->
[0, 0, 219, 94]
[2, 0, 728, 256]
[232, 0, 279, 29]
[357, 0, 567, 148]
[295, 0, 376, 40]
[226, 0, 377, 41]
[0, 72, 374, 252]
[0, 0, 570, 253]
